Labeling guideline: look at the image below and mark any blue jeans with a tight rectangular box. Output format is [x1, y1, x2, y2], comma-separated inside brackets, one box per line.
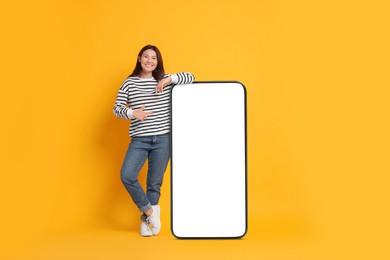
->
[120, 133, 170, 213]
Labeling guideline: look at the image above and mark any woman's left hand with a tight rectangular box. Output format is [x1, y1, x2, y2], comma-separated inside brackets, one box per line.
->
[156, 77, 172, 93]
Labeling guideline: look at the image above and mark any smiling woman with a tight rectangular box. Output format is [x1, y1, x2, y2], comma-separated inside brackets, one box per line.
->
[112, 45, 194, 237]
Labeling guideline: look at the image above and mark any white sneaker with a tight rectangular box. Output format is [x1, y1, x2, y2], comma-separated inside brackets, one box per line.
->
[140, 221, 152, 237]
[147, 205, 161, 235]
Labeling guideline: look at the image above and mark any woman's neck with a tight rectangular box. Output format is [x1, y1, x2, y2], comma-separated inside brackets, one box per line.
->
[139, 72, 153, 79]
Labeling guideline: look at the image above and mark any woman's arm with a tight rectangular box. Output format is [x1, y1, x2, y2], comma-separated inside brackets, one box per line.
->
[113, 80, 153, 121]
[171, 72, 195, 85]
[113, 80, 134, 119]
[156, 72, 195, 93]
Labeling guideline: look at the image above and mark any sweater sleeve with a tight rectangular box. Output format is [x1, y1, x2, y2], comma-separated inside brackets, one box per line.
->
[171, 72, 195, 85]
[113, 80, 134, 120]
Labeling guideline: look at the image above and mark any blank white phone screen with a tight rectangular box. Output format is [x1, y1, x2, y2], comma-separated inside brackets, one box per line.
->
[171, 82, 247, 238]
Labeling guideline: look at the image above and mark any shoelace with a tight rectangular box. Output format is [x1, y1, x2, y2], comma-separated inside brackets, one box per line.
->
[146, 215, 152, 224]
[145, 221, 152, 230]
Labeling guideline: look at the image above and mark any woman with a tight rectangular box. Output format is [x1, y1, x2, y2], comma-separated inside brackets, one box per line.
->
[113, 45, 194, 236]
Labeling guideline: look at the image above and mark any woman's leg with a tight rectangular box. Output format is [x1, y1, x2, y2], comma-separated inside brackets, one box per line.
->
[120, 137, 152, 212]
[146, 133, 171, 205]
[140, 134, 170, 235]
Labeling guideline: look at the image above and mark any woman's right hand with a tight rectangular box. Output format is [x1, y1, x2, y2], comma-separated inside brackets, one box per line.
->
[133, 105, 153, 121]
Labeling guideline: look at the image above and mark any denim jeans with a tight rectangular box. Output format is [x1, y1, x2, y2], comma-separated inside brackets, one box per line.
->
[120, 133, 170, 214]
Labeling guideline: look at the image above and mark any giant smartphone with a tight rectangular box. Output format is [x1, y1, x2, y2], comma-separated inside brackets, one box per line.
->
[171, 81, 247, 238]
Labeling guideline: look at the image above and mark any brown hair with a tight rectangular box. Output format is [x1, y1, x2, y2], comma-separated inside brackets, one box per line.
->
[129, 45, 165, 81]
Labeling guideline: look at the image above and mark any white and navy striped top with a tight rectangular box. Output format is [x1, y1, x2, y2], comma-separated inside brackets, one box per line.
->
[113, 72, 194, 137]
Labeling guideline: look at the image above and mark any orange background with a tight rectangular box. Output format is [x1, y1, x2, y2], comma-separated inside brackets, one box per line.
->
[1, 0, 389, 259]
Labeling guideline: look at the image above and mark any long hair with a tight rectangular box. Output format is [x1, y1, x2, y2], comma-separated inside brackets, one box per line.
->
[129, 45, 165, 81]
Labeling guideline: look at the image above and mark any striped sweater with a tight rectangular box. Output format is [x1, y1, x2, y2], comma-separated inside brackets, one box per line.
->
[113, 72, 195, 137]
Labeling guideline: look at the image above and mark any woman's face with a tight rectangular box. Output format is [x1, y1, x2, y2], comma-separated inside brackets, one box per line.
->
[138, 49, 158, 74]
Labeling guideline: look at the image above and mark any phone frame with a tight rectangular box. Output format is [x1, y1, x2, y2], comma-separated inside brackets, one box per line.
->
[170, 81, 248, 239]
